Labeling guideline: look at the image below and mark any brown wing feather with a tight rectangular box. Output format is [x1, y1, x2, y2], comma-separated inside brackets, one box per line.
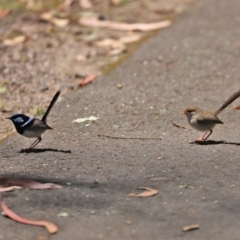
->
[196, 112, 223, 125]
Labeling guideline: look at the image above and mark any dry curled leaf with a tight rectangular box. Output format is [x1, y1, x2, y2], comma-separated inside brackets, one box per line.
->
[72, 116, 98, 123]
[3, 30, 29, 46]
[128, 187, 158, 197]
[79, 18, 172, 31]
[119, 34, 141, 43]
[40, 12, 69, 27]
[0, 199, 58, 234]
[79, 0, 92, 9]
[58, 212, 69, 217]
[0, 186, 22, 192]
[94, 34, 141, 55]
[0, 178, 62, 190]
[94, 38, 126, 55]
[78, 74, 96, 86]
[182, 224, 200, 232]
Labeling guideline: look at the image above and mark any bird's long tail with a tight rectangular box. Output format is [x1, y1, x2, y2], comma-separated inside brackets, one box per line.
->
[42, 90, 61, 123]
[214, 89, 240, 116]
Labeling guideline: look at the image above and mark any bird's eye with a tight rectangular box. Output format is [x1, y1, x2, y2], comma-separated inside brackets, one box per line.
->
[14, 117, 24, 123]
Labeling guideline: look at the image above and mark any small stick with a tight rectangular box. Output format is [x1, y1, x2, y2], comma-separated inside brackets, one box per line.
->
[172, 121, 188, 129]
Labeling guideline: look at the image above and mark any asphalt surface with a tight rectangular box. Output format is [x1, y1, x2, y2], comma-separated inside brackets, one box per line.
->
[1, 0, 240, 239]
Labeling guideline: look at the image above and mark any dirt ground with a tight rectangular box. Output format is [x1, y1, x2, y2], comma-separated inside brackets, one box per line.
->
[0, 0, 193, 140]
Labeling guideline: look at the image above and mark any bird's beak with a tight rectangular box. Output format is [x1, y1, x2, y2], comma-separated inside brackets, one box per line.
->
[181, 110, 186, 114]
[5, 117, 11, 119]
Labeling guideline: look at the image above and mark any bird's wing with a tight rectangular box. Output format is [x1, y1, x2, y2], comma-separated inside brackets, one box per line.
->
[196, 112, 223, 124]
[26, 119, 52, 131]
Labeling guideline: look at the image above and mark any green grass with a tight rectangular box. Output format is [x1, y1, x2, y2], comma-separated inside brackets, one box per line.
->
[0, 0, 64, 13]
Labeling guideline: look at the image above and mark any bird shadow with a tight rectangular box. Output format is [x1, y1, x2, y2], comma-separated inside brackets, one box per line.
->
[190, 140, 240, 146]
[19, 148, 71, 153]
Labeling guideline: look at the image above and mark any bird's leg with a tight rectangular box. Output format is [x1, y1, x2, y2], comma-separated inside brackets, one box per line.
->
[202, 129, 213, 141]
[29, 136, 42, 149]
[194, 130, 210, 142]
[21, 137, 42, 152]
[195, 129, 213, 142]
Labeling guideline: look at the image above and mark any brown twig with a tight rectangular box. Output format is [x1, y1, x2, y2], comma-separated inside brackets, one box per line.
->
[172, 121, 188, 129]
[97, 134, 161, 140]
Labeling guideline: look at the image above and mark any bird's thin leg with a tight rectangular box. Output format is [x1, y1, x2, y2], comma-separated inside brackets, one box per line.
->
[201, 131, 210, 141]
[21, 137, 42, 152]
[29, 136, 42, 149]
[202, 129, 213, 141]
[195, 130, 211, 142]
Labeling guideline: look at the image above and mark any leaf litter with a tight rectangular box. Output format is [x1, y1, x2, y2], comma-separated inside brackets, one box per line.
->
[128, 187, 159, 197]
[78, 74, 96, 86]
[0, 196, 58, 234]
[182, 224, 200, 232]
[2, 29, 29, 46]
[94, 34, 141, 55]
[58, 212, 69, 217]
[72, 116, 99, 123]
[79, 18, 172, 32]
[0, 178, 62, 191]
[0, 178, 62, 233]
[40, 11, 69, 27]
[0, 186, 22, 192]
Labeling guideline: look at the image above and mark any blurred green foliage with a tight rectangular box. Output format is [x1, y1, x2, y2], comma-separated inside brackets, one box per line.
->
[0, 0, 63, 13]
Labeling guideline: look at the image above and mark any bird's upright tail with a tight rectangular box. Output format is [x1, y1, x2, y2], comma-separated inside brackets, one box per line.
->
[42, 90, 61, 123]
[214, 89, 240, 116]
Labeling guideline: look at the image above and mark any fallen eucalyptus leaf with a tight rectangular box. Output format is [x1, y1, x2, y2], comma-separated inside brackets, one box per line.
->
[0, 199, 58, 234]
[78, 74, 96, 86]
[182, 224, 199, 232]
[3, 30, 29, 46]
[79, 18, 172, 31]
[128, 187, 158, 197]
[0, 186, 22, 192]
[72, 116, 99, 123]
[41, 11, 69, 27]
[58, 212, 69, 217]
[0, 178, 62, 190]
